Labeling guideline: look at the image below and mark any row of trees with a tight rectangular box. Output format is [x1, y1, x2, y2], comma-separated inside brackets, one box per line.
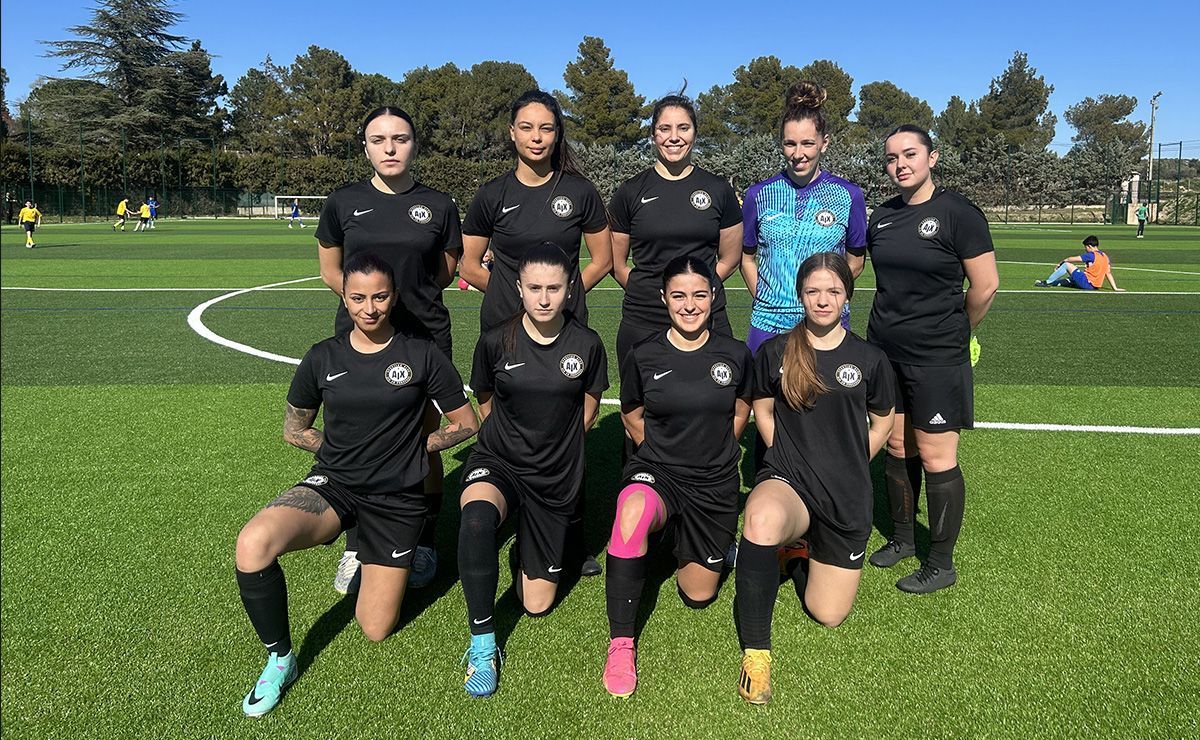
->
[1, 0, 1154, 211]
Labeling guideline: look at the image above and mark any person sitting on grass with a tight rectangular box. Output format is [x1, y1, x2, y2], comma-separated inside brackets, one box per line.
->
[1034, 235, 1125, 291]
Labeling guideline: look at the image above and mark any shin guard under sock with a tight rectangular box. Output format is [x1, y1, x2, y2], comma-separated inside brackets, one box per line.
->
[458, 501, 501, 634]
[605, 554, 646, 639]
[925, 466, 965, 570]
[734, 540, 780, 650]
[237, 561, 292, 655]
[885, 455, 919, 546]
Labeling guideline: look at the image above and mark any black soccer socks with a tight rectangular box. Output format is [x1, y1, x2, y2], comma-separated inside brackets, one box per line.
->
[885, 454, 923, 546]
[237, 561, 291, 656]
[734, 540, 780, 650]
[605, 553, 647, 639]
[925, 466, 965, 571]
[458, 500, 501, 635]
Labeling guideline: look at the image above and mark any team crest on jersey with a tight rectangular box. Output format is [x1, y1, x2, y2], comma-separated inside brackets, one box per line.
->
[815, 209, 836, 227]
[465, 468, 490, 482]
[690, 190, 712, 210]
[385, 362, 413, 386]
[710, 362, 733, 386]
[631, 472, 656, 484]
[408, 204, 433, 224]
[917, 217, 940, 239]
[559, 353, 585, 379]
[304, 475, 328, 486]
[550, 196, 574, 218]
[835, 363, 862, 388]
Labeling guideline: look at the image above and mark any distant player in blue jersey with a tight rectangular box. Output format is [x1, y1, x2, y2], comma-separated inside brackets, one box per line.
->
[288, 198, 305, 229]
[741, 81, 867, 356]
[147, 194, 159, 228]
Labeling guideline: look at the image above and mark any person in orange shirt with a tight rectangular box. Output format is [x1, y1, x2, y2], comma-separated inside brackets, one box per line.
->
[1035, 235, 1125, 291]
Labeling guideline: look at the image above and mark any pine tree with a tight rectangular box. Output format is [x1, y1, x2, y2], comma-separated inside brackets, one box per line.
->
[557, 36, 644, 146]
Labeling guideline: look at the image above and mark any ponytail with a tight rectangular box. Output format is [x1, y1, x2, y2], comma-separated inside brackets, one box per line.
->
[779, 252, 855, 410]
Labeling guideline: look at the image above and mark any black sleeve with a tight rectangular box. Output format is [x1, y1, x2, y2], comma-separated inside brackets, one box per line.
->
[865, 349, 896, 415]
[442, 198, 464, 254]
[585, 334, 610, 394]
[752, 340, 780, 400]
[618, 347, 643, 406]
[717, 179, 743, 229]
[286, 346, 322, 409]
[425, 344, 469, 413]
[461, 183, 496, 238]
[579, 180, 609, 232]
[735, 345, 754, 399]
[314, 193, 343, 246]
[469, 332, 496, 394]
[607, 182, 632, 234]
[953, 199, 995, 260]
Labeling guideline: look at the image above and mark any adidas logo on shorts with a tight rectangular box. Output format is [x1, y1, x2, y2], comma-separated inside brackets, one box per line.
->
[929, 413, 948, 425]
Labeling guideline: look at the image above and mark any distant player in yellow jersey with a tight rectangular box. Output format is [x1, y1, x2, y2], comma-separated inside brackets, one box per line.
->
[113, 197, 130, 231]
[134, 201, 152, 232]
[19, 200, 42, 248]
[1034, 235, 1125, 291]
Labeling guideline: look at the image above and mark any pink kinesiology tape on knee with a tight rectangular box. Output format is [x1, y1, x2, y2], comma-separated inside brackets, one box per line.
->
[608, 484, 665, 558]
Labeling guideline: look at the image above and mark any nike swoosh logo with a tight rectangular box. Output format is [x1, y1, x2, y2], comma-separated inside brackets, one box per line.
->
[473, 616, 492, 625]
[353, 209, 374, 216]
[850, 551, 865, 561]
[706, 555, 724, 564]
[640, 196, 660, 204]
[503, 362, 525, 370]
[876, 221, 893, 229]
[547, 565, 562, 573]
[391, 549, 412, 559]
[762, 213, 784, 222]
[652, 370, 673, 380]
[246, 691, 266, 706]
[326, 372, 348, 381]
[501, 205, 520, 214]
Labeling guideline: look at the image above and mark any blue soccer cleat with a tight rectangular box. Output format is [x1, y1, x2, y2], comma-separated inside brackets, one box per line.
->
[462, 633, 502, 697]
[241, 651, 297, 717]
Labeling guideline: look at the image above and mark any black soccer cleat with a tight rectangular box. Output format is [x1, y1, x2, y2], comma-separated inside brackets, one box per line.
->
[581, 554, 602, 577]
[896, 563, 957, 594]
[868, 539, 916, 568]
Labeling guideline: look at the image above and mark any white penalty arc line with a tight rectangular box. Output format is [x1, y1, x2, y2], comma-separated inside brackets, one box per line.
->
[183, 278, 1200, 437]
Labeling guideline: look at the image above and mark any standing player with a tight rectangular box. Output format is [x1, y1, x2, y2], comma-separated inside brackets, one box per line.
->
[112, 196, 129, 231]
[134, 201, 151, 232]
[18, 200, 42, 248]
[602, 256, 753, 698]
[847, 125, 999, 594]
[233, 253, 478, 717]
[1135, 203, 1148, 238]
[317, 106, 464, 593]
[608, 91, 743, 367]
[148, 194, 159, 228]
[1034, 235, 1125, 291]
[288, 198, 306, 229]
[457, 242, 608, 697]
[733, 253, 894, 704]
[741, 81, 867, 354]
[460, 89, 614, 577]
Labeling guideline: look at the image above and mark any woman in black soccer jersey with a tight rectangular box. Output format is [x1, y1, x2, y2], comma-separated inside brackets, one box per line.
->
[233, 253, 478, 718]
[601, 256, 753, 698]
[459, 90, 613, 332]
[733, 252, 895, 705]
[608, 91, 744, 366]
[316, 107, 464, 594]
[846, 125, 999, 594]
[460, 90, 614, 576]
[456, 242, 608, 698]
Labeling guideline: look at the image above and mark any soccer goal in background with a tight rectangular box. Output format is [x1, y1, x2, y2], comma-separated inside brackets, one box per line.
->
[273, 195, 326, 220]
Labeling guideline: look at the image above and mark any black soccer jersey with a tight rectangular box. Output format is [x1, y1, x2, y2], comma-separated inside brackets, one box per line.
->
[316, 179, 463, 339]
[620, 331, 752, 486]
[287, 333, 469, 493]
[863, 188, 994, 366]
[753, 332, 894, 533]
[462, 170, 608, 332]
[469, 317, 608, 498]
[608, 166, 742, 327]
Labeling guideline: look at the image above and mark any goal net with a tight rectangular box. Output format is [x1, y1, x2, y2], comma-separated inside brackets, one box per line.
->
[273, 195, 326, 220]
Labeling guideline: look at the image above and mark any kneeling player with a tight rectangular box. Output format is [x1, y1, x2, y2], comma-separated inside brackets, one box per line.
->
[602, 256, 753, 698]
[734, 253, 894, 704]
[233, 253, 478, 717]
[457, 243, 608, 697]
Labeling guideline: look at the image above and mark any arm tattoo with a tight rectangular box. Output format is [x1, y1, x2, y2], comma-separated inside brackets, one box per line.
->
[283, 403, 324, 453]
[266, 485, 332, 514]
[426, 421, 476, 453]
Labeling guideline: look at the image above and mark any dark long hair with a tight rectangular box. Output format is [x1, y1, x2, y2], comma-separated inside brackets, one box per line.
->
[502, 241, 574, 353]
[780, 252, 855, 410]
[511, 91, 583, 177]
[885, 124, 934, 152]
[359, 106, 418, 150]
[651, 82, 698, 131]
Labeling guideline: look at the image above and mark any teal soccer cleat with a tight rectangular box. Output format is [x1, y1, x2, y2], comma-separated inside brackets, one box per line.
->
[242, 651, 297, 717]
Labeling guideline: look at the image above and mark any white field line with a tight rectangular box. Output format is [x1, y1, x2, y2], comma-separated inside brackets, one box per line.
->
[179, 279, 1200, 436]
[996, 260, 1200, 276]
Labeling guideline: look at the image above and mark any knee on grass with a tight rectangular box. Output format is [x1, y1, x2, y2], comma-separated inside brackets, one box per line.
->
[678, 585, 717, 610]
[806, 602, 849, 629]
[357, 611, 399, 642]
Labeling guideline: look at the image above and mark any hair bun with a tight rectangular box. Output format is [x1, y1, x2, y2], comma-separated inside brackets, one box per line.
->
[786, 81, 827, 110]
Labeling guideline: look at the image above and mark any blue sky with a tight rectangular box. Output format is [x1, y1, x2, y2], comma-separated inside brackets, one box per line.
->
[3, 0, 1198, 152]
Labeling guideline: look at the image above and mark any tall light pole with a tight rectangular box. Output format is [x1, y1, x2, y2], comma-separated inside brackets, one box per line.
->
[1147, 91, 1163, 181]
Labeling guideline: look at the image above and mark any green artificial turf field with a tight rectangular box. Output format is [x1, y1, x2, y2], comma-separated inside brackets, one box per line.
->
[2, 219, 1198, 738]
